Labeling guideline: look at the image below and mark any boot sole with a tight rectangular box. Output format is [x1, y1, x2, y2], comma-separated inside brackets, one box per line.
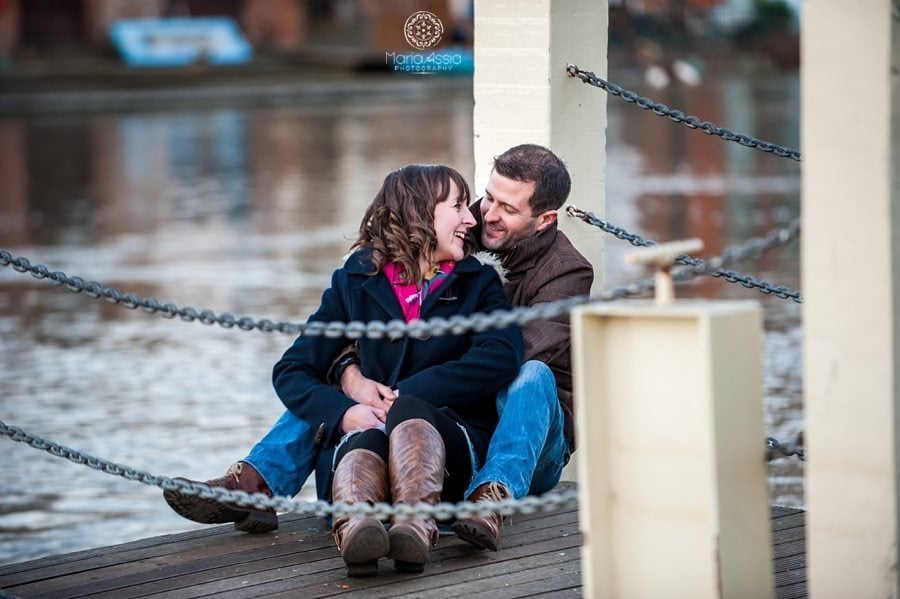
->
[388, 527, 430, 572]
[452, 519, 499, 551]
[342, 519, 390, 577]
[163, 489, 278, 533]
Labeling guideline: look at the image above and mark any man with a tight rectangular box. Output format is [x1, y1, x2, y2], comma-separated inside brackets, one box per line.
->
[163, 144, 593, 551]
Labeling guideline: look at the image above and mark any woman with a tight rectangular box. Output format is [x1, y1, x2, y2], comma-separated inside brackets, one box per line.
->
[272, 164, 523, 576]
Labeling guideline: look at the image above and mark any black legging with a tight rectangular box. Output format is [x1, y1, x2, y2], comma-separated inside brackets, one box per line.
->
[333, 394, 474, 502]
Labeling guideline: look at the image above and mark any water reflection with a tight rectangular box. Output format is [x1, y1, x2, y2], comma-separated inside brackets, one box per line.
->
[0, 72, 801, 565]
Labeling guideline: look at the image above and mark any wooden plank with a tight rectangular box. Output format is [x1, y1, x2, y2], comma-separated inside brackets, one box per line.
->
[28, 537, 335, 599]
[147, 512, 582, 599]
[10, 506, 575, 597]
[776, 581, 809, 599]
[0, 514, 322, 587]
[0, 525, 235, 583]
[0, 486, 808, 599]
[4, 517, 332, 596]
[38, 507, 578, 599]
[522, 589, 582, 599]
[324, 534, 581, 598]
[770, 507, 805, 532]
[459, 572, 583, 599]
[264, 536, 584, 599]
[772, 525, 805, 548]
[775, 565, 807, 588]
[773, 551, 805, 574]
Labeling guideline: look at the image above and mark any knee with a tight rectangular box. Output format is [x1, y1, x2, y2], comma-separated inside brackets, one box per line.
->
[498, 361, 558, 412]
[519, 360, 554, 383]
[354, 429, 389, 451]
[336, 428, 388, 464]
[509, 361, 556, 397]
[385, 394, 431, 429]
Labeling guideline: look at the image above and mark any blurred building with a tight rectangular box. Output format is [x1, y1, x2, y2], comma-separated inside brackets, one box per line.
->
[608, 0, 800, 83]
[0, 0, 473, 65]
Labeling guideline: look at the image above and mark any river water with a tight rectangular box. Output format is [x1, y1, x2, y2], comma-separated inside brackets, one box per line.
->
[0, 70, 801, 565]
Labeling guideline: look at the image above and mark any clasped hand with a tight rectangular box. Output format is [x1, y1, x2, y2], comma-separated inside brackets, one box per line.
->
[339, 364, 398, 433]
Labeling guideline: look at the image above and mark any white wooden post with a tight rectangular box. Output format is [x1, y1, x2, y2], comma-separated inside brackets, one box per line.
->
[572, 300, 773, 597]
[472, 0, 607, 290]
[803, 1, 900, 596]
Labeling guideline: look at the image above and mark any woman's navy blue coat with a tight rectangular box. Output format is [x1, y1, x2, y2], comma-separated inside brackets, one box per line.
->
[272, 249, 524, 498]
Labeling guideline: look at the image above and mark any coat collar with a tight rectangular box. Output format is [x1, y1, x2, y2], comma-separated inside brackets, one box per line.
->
[346, 248, 480, 321]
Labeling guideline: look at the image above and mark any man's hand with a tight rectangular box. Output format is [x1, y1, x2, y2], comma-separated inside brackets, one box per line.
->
[340, 403, 386, 434]
[341, 364, 397, 410]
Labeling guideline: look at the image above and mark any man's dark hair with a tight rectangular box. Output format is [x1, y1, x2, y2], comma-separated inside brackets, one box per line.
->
[492, 144, 571, 215]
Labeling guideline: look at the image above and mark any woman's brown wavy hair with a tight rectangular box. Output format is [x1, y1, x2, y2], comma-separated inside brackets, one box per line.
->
[353, 164, 473, 284]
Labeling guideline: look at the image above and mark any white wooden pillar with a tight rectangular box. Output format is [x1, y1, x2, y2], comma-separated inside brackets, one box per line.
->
[572, 301, 773, 598]
[803, 1, 900, 596]
[472, 0, 607, 290]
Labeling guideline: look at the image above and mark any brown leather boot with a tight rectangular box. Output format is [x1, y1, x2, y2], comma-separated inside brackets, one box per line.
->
[451, 481, 511, 551]
[331, 448, 391, 577]
[387, 418, 446, 573]
[163, 462, 278, 532]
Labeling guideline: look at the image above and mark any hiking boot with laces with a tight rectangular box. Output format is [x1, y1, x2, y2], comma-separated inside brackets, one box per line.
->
[163, 461, 278, 533]
[451, 481, 510, 551]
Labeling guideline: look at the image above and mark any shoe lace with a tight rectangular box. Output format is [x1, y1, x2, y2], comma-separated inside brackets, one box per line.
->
[475, 482, 511, 528]
[226, 462, 243, 483]
[479, 481, 511, 503]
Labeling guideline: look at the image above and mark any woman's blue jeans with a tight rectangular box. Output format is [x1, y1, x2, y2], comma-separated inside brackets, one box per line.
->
[243, 360, 568, 500]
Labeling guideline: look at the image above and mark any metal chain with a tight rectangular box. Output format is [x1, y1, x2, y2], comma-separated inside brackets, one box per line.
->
[766, 436, 806, 462]
[1, 214, 798, 341]
[0, 249, 306, 335]
[587, 209, 808, 463]
[0, 248, 647, 338]
[0, 419, 804, 524]
[566, 64, 802, 162]
[0, 420, 576, 520]
[566, 206, 802, 302]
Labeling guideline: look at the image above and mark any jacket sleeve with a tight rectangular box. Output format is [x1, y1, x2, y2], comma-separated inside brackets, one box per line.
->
[396, 269, 524, 408]
[520, 256, 593, 367]
[272, 269, 357, 447]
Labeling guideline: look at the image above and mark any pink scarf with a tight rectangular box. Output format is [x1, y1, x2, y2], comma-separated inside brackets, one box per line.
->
[382, 260, 455, 322]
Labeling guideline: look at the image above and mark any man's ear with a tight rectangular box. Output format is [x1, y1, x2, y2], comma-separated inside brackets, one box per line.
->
[535, 209, 558, 232]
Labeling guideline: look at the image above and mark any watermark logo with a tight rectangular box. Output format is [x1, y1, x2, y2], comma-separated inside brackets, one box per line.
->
[388, 10, 469, 74]
[403, 11, 444, 50]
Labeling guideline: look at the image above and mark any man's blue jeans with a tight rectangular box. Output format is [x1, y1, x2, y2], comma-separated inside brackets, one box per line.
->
[244, 359, 568, 500]
[243, 410, 316, 498]
[465, 360, 568, 499]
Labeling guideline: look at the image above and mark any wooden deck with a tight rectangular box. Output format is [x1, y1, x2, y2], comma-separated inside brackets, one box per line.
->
[0, 486, 806, 598]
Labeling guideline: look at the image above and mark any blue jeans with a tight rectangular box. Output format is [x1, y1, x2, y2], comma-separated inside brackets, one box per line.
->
[245, 360, 568, 500]
[465, 360, 569, 499]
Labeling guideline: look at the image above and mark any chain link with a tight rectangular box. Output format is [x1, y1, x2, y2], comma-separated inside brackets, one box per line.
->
[566, 206, 802, 302]
[566, 64, 802, 162]
[0, 420, 577, 520]
[766, 436, 806, 462]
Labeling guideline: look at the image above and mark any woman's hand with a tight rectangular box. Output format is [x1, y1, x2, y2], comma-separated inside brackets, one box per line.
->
[340, 403, 387, 434]
[341, 364, 397, 410]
